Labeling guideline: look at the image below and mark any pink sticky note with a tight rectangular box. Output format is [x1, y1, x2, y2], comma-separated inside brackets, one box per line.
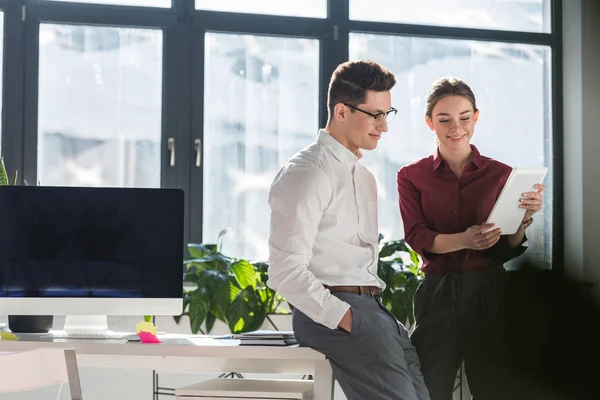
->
[138, 331, 161, 343]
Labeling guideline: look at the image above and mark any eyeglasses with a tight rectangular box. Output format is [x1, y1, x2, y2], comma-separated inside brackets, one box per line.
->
[343, 103, 398, 125]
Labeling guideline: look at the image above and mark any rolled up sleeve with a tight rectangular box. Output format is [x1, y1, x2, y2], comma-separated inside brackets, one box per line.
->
[397, 168, 440, 261]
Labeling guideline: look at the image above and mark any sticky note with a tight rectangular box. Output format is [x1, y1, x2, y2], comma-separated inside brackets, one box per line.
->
[136, 321, 157, 335]
[0, 331, 18, 340]
[138, 331, 161, 343]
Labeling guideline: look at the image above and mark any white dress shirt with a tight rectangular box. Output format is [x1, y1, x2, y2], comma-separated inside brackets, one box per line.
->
[267, 129, 385, 330]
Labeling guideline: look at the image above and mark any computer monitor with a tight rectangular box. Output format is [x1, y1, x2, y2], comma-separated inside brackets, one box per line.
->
[0, 186, 184, 334]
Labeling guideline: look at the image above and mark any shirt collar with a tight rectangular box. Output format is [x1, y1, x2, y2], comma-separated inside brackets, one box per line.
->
[432, 144, 484, 171]
[317, 129, 359, 170]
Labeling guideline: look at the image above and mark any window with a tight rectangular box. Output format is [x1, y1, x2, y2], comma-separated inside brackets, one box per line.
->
[45, 0, 171, 7]
[2, 0, 560, 267]
[196, 0, 327, 18]
[37, 24, 163, 187]
[202, 33, 320, 260]
[350, 33, 553, 266]
[349, 0, 552, 33]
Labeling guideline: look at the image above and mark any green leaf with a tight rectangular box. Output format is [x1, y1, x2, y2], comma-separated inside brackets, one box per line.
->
[188, 289, 209, 334]
[229, 280, 241, 301]
[379, 243, 397, 258]
[205, 312, 217, 334]
[173, 312, 187, 324]
[391, 290, 409, 325]
[393, 272, 408, 287]
[226, 287, 266, 334]
[11, 170, 17, 185]
[188, 243, 217, 258]
[184, 251, 233, 271]
[182, 292, 191, 312]
[409, 251, 421, 268]
[408, 264, 420, 277]
[380, 239, 411, 259]
[183, 271, 198, 283]
[232, 260, 257, 290]
[199, 269, 230, 317]
[0, 157, 8, 186]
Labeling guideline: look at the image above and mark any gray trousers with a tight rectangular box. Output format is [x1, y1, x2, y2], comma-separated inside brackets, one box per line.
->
[293, 292, 430, 400]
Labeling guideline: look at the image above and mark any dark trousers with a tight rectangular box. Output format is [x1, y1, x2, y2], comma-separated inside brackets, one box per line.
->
[293, 292, 430, 400]
[410, 265, 511, 400]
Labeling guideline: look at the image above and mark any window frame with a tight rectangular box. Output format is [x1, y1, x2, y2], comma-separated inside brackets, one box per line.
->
[0, 0, 563, 270]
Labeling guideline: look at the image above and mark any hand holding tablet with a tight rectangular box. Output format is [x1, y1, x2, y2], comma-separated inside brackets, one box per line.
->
[484, 166, 548, 235]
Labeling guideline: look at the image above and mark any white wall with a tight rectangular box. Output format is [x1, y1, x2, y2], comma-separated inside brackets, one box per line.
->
[563, 0, 600, 297]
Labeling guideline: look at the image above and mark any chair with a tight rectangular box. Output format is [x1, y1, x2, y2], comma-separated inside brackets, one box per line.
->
[0, 348, 83, 399]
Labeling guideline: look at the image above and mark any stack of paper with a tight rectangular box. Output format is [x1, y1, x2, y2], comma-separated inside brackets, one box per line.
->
[236, 330, 297, 346]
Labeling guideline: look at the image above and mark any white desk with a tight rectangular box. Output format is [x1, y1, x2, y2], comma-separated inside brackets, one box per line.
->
[0, 334, 334, 400]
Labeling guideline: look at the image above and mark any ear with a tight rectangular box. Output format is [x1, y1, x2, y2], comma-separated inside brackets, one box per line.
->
[473, 109, 480, 125]
[333, 103, 349, 122]
[424, 116, 435, 131]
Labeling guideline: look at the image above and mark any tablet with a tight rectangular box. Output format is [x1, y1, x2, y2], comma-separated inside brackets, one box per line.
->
[485, 166, 548, 235]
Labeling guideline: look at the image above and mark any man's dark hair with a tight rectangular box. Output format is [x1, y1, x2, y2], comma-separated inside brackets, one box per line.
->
[327, 60, 396, 122]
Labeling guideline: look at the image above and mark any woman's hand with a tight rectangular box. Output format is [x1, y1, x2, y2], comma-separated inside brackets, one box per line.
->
[459, 224, 502, 251]
[520, 183, 545, 220]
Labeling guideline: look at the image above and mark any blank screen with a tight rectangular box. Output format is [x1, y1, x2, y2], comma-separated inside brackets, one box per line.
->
[0, 186, 184, 299]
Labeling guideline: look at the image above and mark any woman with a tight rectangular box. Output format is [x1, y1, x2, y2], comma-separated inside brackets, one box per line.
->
[397, 77, 544, 400]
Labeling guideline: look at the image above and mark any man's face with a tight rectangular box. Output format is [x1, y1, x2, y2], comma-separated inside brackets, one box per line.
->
[334, 90, 393, 155]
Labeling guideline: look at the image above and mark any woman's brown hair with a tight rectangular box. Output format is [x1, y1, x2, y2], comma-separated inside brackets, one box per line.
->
[425, 77, 478, 118]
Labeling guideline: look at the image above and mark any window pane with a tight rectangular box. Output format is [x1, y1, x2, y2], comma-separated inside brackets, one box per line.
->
[350, 0, 551, 33]
[46, 0, 170, 7]
[203, 33, 320, 259]
[197, 0, 326, 18]
[38, 24, 163, 187]
[350, 33, 552, 267]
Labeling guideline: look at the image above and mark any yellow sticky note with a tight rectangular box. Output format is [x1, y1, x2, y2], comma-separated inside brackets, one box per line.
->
[136, 321, 157, 335]
[0, 331, 19, 340]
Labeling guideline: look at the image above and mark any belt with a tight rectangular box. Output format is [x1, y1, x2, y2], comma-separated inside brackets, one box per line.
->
[325, 285, 381, 296]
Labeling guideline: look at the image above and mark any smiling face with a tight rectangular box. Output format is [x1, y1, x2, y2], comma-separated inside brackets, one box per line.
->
[333, 90, 392, 154]
[425, 95, 479, 153]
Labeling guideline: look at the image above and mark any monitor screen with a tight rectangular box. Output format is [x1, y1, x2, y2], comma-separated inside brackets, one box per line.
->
[0, 186, 184, 300]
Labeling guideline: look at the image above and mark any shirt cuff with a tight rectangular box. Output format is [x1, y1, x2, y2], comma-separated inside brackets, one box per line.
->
[416, 229, 441, 261]
[317, 296, 351, 330]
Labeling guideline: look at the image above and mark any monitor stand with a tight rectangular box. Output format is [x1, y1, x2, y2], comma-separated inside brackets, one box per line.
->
[63, 315, 110, 334]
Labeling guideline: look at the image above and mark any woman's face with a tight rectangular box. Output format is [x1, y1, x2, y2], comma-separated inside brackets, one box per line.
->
[425, 95, 479, 153]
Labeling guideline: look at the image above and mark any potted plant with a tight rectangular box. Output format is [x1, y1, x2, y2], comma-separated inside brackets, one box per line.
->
[377, 234, 423, 328]
[175, 237, 288, 335]
[176, 230, 423, 335]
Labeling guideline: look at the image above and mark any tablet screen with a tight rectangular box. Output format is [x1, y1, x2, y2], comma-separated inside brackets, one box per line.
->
[485, 166, 548, 234]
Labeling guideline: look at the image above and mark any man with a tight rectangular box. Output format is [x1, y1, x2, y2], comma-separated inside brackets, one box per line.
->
[267, 60, 430, 400]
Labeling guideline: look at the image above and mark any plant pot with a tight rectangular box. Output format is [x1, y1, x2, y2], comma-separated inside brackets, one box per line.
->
[8, 315, 54, 333]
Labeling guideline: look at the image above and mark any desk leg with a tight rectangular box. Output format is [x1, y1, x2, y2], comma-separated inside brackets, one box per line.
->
[313, 359, 334, 400]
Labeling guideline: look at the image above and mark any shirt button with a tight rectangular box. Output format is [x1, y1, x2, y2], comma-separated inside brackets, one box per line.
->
[453, 209, 457, 214]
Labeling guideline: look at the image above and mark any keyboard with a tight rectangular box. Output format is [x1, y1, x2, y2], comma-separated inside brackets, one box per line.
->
[43, 331, 129, 340]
